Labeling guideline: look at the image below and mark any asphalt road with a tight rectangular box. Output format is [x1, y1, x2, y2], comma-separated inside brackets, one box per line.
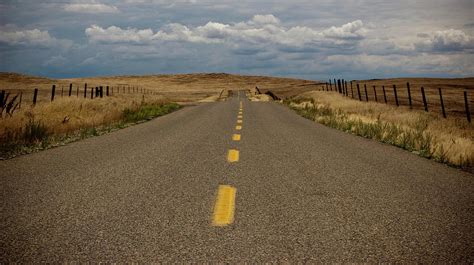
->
[1, 92, 473, 262]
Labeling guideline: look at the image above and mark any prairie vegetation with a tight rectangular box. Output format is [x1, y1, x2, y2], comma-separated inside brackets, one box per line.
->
[0, 94, 179, 158]
[287, 91, 473, 170]
[1, 72, 472, 168]
[0, 72, 320, 105]
[323, 78, 474, 118]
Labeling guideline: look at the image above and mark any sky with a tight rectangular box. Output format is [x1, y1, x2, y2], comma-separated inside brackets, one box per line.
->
[0, 0, 473, 80]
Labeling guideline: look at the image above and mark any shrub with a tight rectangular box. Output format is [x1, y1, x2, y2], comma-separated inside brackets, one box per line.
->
[22, 114, 48, 144]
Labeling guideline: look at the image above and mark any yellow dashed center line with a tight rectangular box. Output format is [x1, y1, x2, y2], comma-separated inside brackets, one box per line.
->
[212, 185, 236, 226]
[213, 98, 245, 227]
[232, 134, 241, 141]
[227, 149, 240, 162]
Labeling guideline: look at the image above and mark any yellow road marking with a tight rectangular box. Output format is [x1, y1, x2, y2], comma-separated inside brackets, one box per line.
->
[238, 111, 243, 115]
[227, 149, 239, 162]
[212, 185, 236, 226]
[232, 134, 241, 141]
[237, 115, 243, 119]
[237, 120, 242, 124]
[236, 125, 242, 130]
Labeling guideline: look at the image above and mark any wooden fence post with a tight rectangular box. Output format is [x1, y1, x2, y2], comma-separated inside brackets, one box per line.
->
[383, 86, 387, 103]
[106, 86, 109, 96]
[329, 80, 332, 91]
[0, 90, 4, 105]
[69, 83, 72, 97]
[90, 87, 94, 99]
[439, 88, 446, 118]
[407, 82, 412, 109]
[100, 86, 103, 98]
[76, 86, 79, 97]
[373, 86, 377, 102]
[51, 85, 56, 102]
[61, 86, 64, 97]
[95, 87, 99, 97]
[393, 85, 399, 106]
[357, 84, 361, 101]
[464, 91, 470, 123]
[350, 81, 354, 98]
[334, 79, 337, 92]
[421, 87, 428, 112]
[33, 88, 38, 105]
[84, 83, 87, 98]
[364, 84, 368, 101]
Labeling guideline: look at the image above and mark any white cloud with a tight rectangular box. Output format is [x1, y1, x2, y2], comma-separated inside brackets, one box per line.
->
[85, 25, 154, 43]
[84, 14, 368, 52]
[322, 20, 367, 40]
[250, 14, 280, 25]
[0, 27, 72, 49]
[415, 29, 474, 52]
[64, 3, 119, 14]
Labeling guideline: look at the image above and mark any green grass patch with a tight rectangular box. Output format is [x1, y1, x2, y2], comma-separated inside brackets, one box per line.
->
[123, 102, 180, 123]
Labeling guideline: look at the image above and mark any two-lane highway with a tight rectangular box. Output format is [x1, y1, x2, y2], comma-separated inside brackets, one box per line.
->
[1, 92, 473, 262]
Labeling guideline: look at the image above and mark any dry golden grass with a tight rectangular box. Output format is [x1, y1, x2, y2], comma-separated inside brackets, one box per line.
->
[0, 72, 320, 106]
[1, 72, 472, 167]
[293, 91, 473, 168]
[0, 94, 166, 144]
[318, 78, 474, 118]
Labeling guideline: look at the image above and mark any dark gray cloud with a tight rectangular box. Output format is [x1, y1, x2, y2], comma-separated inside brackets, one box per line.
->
[0, 0, 473, 79]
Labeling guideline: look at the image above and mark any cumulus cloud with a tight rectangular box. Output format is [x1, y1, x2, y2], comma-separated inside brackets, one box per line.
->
[85, 25, 155, 43]
[64, 3, 119, 14]
[415, 29, 474, 52]
[322, 20, 367, 40]
[85, 14, 368, 53]
[0, 26, 73, 49]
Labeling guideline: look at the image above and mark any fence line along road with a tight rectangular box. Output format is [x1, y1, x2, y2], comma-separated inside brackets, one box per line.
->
[322, 78, 472, 122]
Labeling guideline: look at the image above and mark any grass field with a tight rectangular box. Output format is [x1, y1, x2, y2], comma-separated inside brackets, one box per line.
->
[287, 91, 473, 170]
[1, 72, 472, 168]
[0, 72, 320, 106]
[315, 78, 474, 119]
[0, 93, 179, 159]
[4, 73, 471, 119]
